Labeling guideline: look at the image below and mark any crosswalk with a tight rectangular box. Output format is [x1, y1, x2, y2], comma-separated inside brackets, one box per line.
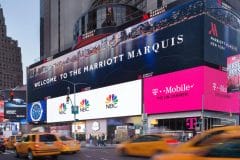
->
[1, 150, 14, 155]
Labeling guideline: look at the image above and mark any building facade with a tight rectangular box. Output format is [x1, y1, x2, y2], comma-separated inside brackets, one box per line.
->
[32, 0, 240, 142]
[0, 8, 23, 90]
[40, 0, 147, 59]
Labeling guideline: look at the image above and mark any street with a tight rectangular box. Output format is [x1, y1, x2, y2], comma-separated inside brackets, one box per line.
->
[0, 148, 149, 160]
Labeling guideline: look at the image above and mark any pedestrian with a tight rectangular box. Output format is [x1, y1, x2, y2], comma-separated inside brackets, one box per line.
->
[89, 134, 93, 145]
[101, 133, 106, 146]
[97, 135, 101, 146]
[110, 133, 114, 145]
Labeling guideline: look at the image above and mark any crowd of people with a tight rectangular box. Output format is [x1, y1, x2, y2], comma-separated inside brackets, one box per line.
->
[89, 133, 107, 146]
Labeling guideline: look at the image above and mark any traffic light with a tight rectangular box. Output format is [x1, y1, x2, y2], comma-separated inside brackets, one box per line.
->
[10, 90, 14, 101]
[66, 87, 70, 103]
[66, 96, 70, 103]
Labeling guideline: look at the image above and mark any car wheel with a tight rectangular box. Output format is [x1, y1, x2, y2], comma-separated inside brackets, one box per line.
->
[14, 148, 20, 158]
[28, 150, 35, 160]
[52, 155, 58, 160]
[152, 151, 162, 159]
[120, 148, 128, 156]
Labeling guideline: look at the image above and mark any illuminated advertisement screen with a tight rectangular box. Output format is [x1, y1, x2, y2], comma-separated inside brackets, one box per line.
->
[47, 80, 142, 123]
[0, 101, 4, 121]
[4, 99, 27, 121]
[27, 100, 47, 123]
[28, 0, 205, 102]
[227, 55, 240, 92]
[144, 66, 239, 114]
[204, 15, 240, 66]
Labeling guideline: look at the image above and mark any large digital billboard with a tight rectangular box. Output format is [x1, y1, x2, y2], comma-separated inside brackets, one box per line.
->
[227, 54, 240, 92]
[0, 101, 4, 122]
[28, 0, 205, 103]
[47, 80, 142, 123]
[27, 100, 47, 123]
[144, 66, 239, 114]
[4, 99, 27, 121]
[204, 15, 240, 66]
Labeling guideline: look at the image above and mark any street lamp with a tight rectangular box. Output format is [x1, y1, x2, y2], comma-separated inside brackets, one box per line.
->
[62, 80, 89, 139]
[62, 80, 89, 118]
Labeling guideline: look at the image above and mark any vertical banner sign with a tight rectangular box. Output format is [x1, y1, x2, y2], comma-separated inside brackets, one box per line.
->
[227, 55, 240, 92]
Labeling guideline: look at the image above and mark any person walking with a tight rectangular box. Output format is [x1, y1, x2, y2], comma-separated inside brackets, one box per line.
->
[101, 133, 106, 146]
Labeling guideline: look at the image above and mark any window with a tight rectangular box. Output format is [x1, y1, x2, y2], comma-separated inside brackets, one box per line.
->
[132, 135, 161, 143]
[60, 136, 73, 141]
[206, 139, 240, 158]
[39, 134, 57, 142]
[32, 135, 36, 142]
[23, 135, 30, 142]
[194, 130, 225, 146]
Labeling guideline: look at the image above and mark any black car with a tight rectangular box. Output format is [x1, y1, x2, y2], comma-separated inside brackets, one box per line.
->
[0, 138, 6, 153]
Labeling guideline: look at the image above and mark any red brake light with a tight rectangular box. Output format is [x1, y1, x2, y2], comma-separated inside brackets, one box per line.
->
[166, 139, 179, 144]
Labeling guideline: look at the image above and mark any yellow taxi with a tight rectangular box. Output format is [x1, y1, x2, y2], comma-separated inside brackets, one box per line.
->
[116, 134, 178, 157]
[152, 126, 240, 160]
[174, 125, 240, 154]
[153, 138, 240, 160]
[5, 135, 22, 150]
[56, 135, 80, 153]
[15, 133, 61, 160]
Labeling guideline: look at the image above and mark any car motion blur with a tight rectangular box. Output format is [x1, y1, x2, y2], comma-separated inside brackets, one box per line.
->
[153, 138, 240, 160]
[0, 138, 6, 153]
[116, 134, 178, 157]
[15, 133, 60, 160]
[5, 135, 22, 150]
[153, 125, 240, 160]
[56, 135, 80, 154]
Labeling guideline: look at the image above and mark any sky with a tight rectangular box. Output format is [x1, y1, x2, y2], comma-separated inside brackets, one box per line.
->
[0, 0, 40, 85]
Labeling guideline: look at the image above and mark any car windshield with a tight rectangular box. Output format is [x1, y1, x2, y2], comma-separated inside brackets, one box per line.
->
[39, 134, 57, 142]
[60, 136, 73, 141]
[16, 136, 22, 141]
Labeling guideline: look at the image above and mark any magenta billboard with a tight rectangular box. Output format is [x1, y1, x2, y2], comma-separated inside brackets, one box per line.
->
[144, 66, 239, 114]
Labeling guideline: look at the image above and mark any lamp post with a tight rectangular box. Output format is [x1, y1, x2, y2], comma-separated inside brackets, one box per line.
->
[62, 80, 89, 139]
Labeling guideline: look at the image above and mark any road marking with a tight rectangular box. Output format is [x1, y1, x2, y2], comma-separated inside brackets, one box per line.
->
[85, 155, 92, 158]
[1, 150, 14, 154]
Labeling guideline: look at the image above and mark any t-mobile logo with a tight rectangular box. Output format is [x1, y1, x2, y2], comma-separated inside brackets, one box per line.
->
[186, 117, 197, 130]
[208, 22, 218, 37]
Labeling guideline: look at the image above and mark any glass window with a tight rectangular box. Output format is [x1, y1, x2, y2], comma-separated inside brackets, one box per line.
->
[23, 135, 30, 142]
[39, 134, 57, 142]
[132, 135, 161, 143]
[206, 139, 240, 158]
[97, 7, 106, 29]
[32, 135, 36, 142]
[60, 136, 73, 141]
[81, 16, 85, 34]
[194, 130, 225, 146]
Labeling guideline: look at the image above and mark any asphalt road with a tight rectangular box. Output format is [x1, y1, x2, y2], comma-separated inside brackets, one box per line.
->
[0, 148, 149, 160]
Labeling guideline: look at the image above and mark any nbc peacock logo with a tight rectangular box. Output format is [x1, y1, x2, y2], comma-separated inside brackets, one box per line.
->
[105, 94, 118, 109]
[79, 99, 90, 112]
[59, 103, 67, 114]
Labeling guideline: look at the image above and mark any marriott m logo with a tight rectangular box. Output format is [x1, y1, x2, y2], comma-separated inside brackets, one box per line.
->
[208, 22, 218, 37]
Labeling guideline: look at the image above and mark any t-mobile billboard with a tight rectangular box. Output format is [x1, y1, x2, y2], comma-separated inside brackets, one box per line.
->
[144, 66, 239, 114]
[27, 0, 205, 103]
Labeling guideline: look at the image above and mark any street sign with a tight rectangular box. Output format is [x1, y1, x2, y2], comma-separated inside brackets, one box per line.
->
[71, 105, 79, 114]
